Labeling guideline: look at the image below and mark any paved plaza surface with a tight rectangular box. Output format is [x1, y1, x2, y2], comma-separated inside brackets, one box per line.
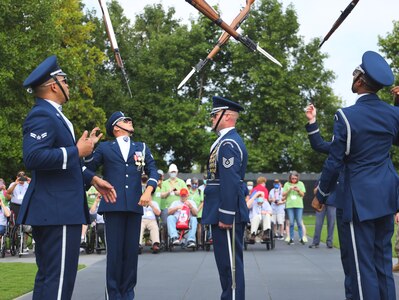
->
[6, 237, 399, 300]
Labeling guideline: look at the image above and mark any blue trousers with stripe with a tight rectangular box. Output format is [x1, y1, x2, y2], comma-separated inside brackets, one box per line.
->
[349, 207, 395, 300]
[336, 208, 353, 300]
[212, 223, 245, 300]
[32, 225, 81, 300]
[104, 212, 141, 300]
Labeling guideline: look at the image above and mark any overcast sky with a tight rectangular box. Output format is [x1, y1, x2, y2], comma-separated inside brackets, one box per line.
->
[84, 0, 398, 107]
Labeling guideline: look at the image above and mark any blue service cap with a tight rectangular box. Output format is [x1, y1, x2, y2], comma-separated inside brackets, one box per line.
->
[357, 51, 394, 87]
[106, 111, 132, 137]
[23, 55, 67, 88]
[211, 96, 244, 115]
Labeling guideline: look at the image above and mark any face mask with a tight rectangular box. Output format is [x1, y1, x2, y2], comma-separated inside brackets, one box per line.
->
[248, 186, 253, 191]
[203, 180, 207, 185]
[274, 184, 279, 189]
[256, 198, 263, 204]
[169, 172, 177, 179]
[192, 184, 198, 189]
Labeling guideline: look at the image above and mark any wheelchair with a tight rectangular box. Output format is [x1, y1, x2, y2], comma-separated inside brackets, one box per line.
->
[10, 223, 33, 257]
[167, 228, 197, 252]
[243, 221, 275, 251]
[166, 215, 197, 252]
[84, 222, 106, 254]
[0, 216, 12, 258]
[199, 223, 213, 251]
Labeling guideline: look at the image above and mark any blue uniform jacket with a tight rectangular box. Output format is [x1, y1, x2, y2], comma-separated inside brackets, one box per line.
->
[84, 139, 158, 214]
[306, 122, 341, 207]
[19, 98, 92, 226]
[202, 128, 249, 225]
[316, 94, 399, 222]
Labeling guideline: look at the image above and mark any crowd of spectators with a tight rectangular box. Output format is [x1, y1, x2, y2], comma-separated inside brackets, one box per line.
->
[4, 166, 399, 266]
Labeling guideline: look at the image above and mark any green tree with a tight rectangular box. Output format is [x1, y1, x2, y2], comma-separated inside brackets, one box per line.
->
[205, 0, 341, 172]
[87, 2, 217, 172]
[379, 20, 399, 167]
[0, 0, 106, 180]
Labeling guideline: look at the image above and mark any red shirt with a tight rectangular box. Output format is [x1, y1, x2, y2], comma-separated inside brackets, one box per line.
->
[253, 184, 269, 200]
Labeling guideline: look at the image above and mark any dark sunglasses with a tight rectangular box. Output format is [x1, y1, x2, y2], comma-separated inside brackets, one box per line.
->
[121, 118, 132, 123]
[59, 77, 68, 84]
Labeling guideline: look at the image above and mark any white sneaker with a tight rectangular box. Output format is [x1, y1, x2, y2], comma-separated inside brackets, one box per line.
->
[172, 238, 181, 246]
[302, 236, 308, 243]
[187, 241, 196, 248]
[24, 247, 30, 253]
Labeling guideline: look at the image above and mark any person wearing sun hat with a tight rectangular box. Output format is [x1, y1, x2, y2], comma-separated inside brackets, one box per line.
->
[20, 55, 115, 299]
[314, 51, 398, 300]
[84, 110, 158, 299]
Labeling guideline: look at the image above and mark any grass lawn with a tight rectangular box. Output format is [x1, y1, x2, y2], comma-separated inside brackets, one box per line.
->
[0, 263, 85, 300]
[302, 213, 398, 256]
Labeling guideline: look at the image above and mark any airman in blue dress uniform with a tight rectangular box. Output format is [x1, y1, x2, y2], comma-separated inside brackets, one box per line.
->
[202, 96, 249, 300]
[305, 105, 353, 300]
[20, 55, 115, 300]
[84, 111, 158, 299]
[315, 51, 399, 300]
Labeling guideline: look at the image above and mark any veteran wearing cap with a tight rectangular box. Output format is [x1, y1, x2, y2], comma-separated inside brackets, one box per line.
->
[202, 96, 249, 300]
[84, 111, 158, 299]
[20, 55, 115, 299]
[314, 51, 398, 300]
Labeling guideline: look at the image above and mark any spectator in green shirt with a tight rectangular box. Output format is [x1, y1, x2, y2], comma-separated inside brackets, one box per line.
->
[188, 177, 204, 247]
[152, 170, 164, 208]
[160, 164, 187, 209]
[283, 171, 306, 245]
[160, 164, 187, 244]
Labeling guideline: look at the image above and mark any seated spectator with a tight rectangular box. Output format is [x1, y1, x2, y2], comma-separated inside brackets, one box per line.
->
[167, 188, 198, 248]
[247, 190, 272, 242]
[139, 199, 161, 254]
[0, 197, 11, 237]
[89, 193, 105, 248]
[269, 179, 285, 239]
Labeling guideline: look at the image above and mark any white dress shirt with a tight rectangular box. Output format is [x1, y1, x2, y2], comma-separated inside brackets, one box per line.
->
[116, 136, 130, 162]
[45, 99, 75, 141]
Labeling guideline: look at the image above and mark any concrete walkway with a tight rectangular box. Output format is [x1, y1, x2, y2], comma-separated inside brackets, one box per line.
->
[8, 237, 399, 300]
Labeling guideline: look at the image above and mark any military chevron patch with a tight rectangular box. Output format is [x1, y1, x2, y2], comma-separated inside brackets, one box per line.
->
[222, 157, 234, 168]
